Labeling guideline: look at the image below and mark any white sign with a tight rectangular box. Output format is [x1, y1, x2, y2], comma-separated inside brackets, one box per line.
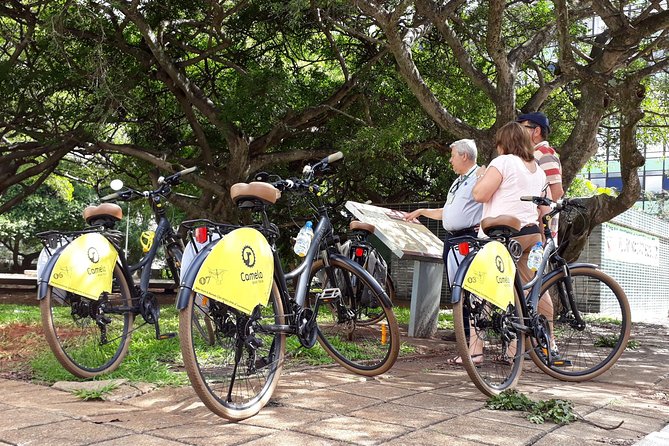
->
[603, 223, 659, 267]
[345, 201, 443, 260]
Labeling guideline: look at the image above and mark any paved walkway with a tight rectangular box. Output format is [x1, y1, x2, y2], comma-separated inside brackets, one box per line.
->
[0, 324, 668, 445]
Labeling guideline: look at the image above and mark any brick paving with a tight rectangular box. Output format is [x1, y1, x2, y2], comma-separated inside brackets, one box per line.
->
[0, 323, 667, 445]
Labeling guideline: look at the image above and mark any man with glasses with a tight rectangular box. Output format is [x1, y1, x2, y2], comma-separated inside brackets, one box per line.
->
[517, 112, 564, 203]
[404, 140, 483, 347]
[404, 139, 483, 287]
[517, 112, 567, 363]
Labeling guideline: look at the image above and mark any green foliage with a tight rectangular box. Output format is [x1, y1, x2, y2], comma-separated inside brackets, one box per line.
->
[0, 305, 42, 326]
[285, 337, 335, 366]
[0, 177, 94, 269]
[567, 176, 617, 198]
[486, 390, 577, 425]
[594, 335, 640, 350]
[72, 383, 118, 401]
[2, 0, 669, 230]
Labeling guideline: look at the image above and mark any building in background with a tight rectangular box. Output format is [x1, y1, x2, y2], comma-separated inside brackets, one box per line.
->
[583, 141, 669, 215]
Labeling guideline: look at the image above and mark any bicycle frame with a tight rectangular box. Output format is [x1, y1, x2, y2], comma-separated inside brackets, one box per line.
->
[177, 201, 392, 315]
[125, 214, 182, 292]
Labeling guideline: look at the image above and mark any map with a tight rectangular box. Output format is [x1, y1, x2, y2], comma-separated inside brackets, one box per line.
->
[345, 201, 443, 260]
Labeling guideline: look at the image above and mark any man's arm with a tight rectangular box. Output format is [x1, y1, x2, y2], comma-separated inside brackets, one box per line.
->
[404, 207, 443, 221]
[549, 182, 564, 200]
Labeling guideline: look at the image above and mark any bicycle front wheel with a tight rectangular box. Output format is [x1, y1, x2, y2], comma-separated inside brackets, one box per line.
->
[529, 267, 631, 381]
[309, 258, 399, 376]
[453, 289, 525, 396]
[178, 283, 285, 421]
[40, 264, 134, 378]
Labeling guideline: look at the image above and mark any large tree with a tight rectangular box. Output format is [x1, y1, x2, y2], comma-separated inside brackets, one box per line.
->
[1, 0, 394, 220]
[349, 0, 669, 257]
[2, 1, 668, 260]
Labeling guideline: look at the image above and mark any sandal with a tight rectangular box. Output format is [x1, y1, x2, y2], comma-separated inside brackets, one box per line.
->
[446, 353, 484, 366]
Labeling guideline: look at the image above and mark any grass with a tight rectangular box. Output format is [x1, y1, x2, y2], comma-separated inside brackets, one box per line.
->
[0, 303, 189, 386]
[72, 382, 119, 400]
[33, 306, 189, 385]
[0, 304, 42, 325]
[2, 302, 411, 383]
[594, 335, 640, 350]
[393, 306, 454, 330]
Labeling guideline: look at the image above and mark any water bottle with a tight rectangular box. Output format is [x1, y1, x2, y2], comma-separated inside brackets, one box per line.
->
[527, 242, 544, 271]
[293, 221, 314, 257]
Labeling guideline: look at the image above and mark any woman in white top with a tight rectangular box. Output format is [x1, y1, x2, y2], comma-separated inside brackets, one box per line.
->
[473, 121, 546, 283]
[454, 121, 548, 365]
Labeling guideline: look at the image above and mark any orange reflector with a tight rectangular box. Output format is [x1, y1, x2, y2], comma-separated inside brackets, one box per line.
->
[195, 227, 208, 244]
[458, 242, 470, 256]
[202, 296, 209, 306]
[381, 324, 388, 345]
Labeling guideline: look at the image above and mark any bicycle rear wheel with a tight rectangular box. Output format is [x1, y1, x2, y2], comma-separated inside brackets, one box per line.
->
[529, 267, 631, 381]
[453, 289, 525, 396]
[309, 258, 399, 376]
[356, 276, 396, 326]
[179, 283, 285, 421]
[40, 264, 134, 378]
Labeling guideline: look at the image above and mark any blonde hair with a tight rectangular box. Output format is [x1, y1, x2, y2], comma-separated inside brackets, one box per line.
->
[495, 122, 534, 162]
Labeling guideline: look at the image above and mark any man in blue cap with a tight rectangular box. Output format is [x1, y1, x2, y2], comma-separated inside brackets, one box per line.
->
[516, 112, 563, 202]
[517, 111, 567, 364]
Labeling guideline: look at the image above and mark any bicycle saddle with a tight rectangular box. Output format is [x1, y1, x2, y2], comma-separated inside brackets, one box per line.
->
[83, 203, 123, 226]
[350, 221, 375, 234]
[230, 182, 281, 205]
[480, 215, 521, 237]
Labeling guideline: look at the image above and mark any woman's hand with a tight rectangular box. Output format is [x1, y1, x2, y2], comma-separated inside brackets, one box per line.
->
[472, 165, 503, 203]
[475, 165, 487, 179]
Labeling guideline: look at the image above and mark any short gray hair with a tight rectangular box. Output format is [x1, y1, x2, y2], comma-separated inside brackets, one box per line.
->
[450, 139, 478, 161]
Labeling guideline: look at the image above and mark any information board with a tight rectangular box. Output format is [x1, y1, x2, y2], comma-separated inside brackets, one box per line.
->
[345, 201, 443, 260]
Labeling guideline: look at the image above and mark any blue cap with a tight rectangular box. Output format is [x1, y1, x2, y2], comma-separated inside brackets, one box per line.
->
[517, 112, 550, 134]
[305, 221, 313, 228]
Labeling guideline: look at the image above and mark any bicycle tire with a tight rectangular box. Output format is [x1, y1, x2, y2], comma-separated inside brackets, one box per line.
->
[40, 264, 134, 378]
[179, 283, 285, 421]
[528, 266, 631, 381]
[191, 293, 216, 346]
[309, 257, 399, 376]
[453, 288, 525, 396]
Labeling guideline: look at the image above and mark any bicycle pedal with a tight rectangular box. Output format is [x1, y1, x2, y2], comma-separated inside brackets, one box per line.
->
[157, 332, 177, 340]
[317, 288, 342, 302]
[551, 358, 573, 367]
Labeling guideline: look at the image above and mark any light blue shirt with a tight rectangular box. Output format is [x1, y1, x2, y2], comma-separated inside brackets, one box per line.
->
[442, 165, 483, 232]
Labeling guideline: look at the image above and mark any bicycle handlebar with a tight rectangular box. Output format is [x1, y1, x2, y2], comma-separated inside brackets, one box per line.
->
[159, 166, 198, 185]
[520, 195, 583, 211]
[324, 151, 343, 164]
[255, 151, 344, 193]
[100, 166, 198, 202]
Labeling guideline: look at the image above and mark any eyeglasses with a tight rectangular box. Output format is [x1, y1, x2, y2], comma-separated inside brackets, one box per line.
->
[523, 125, 538, 130]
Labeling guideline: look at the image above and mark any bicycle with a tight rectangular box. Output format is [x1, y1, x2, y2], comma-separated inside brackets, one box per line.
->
[450, 196, 631, 396]
[339, 218, 396, 324]
[176, 152, 399, 420]
[36, 167, 196, 378]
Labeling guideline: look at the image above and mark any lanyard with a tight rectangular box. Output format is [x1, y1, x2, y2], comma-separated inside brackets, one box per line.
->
[448, 166, 477, 195]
